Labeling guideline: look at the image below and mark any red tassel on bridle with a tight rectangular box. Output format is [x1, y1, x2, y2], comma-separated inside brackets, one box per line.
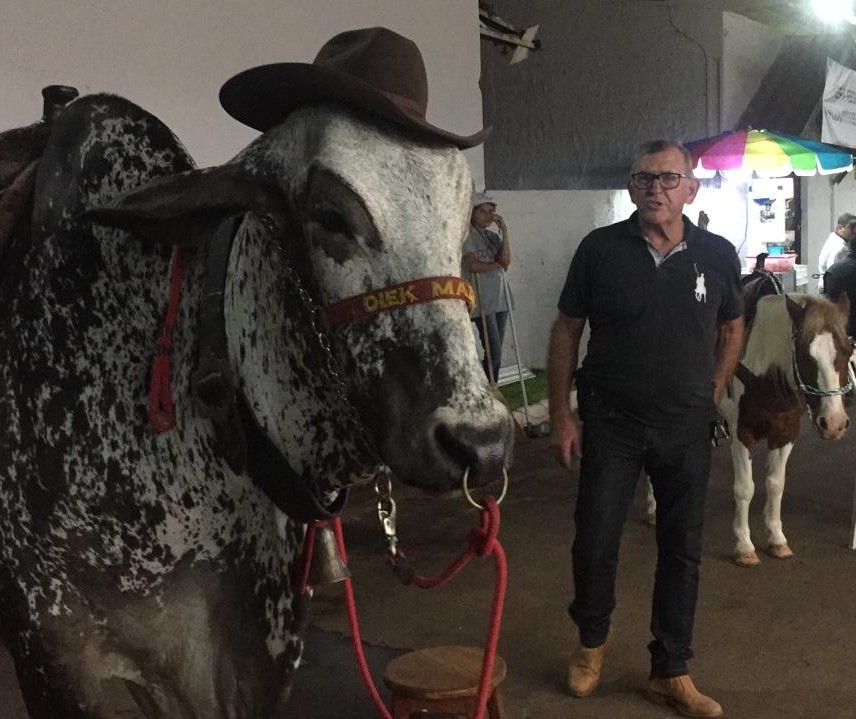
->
[148, 246, 184, 433]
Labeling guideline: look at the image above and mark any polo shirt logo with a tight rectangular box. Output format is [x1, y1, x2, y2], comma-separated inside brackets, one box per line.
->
[693, 263, 707, 303]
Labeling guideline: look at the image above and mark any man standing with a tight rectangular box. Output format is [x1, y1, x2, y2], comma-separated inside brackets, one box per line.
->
[462, 192, 512, 383]
[823, 232, 856, 337]
[818, 212, 856, 293]
[547, 140, 744, 717]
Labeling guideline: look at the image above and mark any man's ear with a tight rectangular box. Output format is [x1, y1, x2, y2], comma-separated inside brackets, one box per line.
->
[685, 179, 700, 205]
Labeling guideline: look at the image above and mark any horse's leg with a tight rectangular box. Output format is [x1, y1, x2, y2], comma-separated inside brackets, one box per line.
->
[763, 443, 794, 558]
[731, 440, 760, 566]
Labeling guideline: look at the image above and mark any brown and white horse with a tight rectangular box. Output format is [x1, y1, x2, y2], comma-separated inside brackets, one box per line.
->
[646, 272, 852, 566]
[721, 274, 851, 565]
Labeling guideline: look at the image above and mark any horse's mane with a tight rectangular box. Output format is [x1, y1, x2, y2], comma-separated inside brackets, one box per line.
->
[799, 295, 851, 357]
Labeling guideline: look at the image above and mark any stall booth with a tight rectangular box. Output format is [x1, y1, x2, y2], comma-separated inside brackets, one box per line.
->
[744, 177, 806, 291]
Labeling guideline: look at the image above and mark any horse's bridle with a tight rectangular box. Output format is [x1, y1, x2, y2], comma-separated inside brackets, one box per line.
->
[791, 331, 854, 399]
[740, 273, 853, 400]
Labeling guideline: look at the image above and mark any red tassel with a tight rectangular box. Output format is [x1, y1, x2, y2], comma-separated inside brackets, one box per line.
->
[147, 247, 184, 433]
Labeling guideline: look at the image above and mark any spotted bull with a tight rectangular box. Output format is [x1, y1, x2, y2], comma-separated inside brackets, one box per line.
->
[0, 90, 513, 718]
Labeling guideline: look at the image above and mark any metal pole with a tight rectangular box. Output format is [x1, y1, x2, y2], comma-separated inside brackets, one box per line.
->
[473, 273, 496, 385]
[501, 270, 531, 430]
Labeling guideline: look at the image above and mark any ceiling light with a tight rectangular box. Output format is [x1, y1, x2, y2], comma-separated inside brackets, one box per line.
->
[811, 0, 856, 25]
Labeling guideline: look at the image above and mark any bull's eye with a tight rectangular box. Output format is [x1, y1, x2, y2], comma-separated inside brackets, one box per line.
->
[311, 208, 350, 236]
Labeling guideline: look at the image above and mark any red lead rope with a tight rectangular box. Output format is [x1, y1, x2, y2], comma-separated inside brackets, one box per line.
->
[148, 246, 184, 433]
[300, 499, 507, 719]
[392, 498, 507, 719]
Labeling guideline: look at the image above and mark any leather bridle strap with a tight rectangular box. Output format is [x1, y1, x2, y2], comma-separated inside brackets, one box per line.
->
[322, 275, 475, 331]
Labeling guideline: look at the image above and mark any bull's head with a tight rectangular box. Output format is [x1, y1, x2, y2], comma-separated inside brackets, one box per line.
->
[90, 106, 514, 498]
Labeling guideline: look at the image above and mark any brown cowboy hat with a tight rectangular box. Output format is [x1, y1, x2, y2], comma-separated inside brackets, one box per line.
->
[219, 26, 491, 149]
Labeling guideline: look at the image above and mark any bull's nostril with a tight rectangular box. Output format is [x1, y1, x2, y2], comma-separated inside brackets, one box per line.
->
[435, 423, 478, 469]
[434, 422, 509, 487]
[819, 417, 828, 431]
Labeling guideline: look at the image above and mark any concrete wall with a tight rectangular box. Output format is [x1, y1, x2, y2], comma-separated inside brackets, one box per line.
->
[721, 11, 785, 131]
[480, 0, 724, 190]
[0, 0, 486, 185]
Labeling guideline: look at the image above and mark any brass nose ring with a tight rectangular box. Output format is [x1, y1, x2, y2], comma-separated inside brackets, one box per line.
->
[461, 466, 509, 510]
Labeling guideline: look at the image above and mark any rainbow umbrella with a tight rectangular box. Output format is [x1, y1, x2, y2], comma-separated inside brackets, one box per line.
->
[685, 128, 854, 178]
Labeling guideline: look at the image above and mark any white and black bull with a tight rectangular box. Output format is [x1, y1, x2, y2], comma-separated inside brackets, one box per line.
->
[0, 93, 513, 718]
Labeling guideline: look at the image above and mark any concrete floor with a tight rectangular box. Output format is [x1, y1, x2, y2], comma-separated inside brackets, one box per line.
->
[3, 418, 856, 718]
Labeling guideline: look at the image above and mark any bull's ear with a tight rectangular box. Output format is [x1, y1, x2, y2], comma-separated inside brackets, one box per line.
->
[82, 164, 284, 246]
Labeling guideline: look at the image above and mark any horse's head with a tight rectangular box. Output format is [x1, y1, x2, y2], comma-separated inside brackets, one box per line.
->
[787, 294, 852, 439]
[92, 105, 513, 496]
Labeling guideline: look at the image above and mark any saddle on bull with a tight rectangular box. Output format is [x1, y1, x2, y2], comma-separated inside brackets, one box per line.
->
[0, 27, 513, 718]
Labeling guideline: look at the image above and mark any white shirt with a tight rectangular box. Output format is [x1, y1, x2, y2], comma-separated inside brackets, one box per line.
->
[818, 231, 849, 292]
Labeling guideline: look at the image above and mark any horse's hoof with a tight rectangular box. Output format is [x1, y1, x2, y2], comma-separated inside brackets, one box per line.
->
[733, 551, 760, 567]
[767, 543, 793, 559]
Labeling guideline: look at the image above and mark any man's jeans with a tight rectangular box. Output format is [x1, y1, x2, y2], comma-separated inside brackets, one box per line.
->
[473, 311, 508, 383]
[570, 383, 712, 678]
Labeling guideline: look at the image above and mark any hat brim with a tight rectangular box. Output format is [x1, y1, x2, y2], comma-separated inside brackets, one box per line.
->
[220, 63, 491, 149]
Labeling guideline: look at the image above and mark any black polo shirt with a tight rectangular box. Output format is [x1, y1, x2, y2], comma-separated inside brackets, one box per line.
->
[558, 212, 743, 426]
[823, 250, 856, 337]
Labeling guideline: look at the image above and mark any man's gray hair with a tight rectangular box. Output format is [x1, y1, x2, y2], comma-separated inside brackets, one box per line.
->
[631, 140, 695, 176]
[836, 211, 856, 228]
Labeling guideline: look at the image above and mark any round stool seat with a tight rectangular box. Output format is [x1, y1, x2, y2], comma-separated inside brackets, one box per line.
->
[383, 645, 506, 706]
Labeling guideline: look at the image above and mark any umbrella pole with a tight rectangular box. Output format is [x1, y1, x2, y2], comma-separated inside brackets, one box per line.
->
[501, 269, 531, 430]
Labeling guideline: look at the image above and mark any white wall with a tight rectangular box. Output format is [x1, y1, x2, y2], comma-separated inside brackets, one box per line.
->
[0, 0, 485, 184]
[802, 175, 856, 292]
[489, 189, 634, 370]
[492, 183, 753, 371]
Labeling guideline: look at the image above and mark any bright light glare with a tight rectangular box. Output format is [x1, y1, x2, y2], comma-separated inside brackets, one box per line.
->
[811, 0, 856, 24]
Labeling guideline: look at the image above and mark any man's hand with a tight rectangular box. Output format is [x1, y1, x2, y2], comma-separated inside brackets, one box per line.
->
[547, 313, 585, 468]
[494, 214, 507, 233]
[550, 410, 582, 468]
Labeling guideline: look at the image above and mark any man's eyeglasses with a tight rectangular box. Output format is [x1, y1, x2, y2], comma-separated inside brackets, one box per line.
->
[629, 172, 690, 190]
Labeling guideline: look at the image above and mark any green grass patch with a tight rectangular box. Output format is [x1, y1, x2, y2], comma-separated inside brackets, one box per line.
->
[498, 369, 546, 410]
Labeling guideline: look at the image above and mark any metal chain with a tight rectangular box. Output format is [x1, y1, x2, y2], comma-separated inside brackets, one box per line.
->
[791, 331, 854, 398]
[281, 258, 384, 468]
[279, 254, 399, 552]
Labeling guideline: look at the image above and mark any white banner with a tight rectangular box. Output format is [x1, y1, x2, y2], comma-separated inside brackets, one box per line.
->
[822, 58, 856, 148]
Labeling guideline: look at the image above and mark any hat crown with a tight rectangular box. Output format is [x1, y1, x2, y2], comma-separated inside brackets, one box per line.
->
[471, 192, 496, 209]
[314, 28, 428, 114]
[219, 25, 490, 148]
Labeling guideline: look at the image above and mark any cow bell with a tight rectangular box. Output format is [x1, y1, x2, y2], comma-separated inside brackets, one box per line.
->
[307, 524, 351, 586]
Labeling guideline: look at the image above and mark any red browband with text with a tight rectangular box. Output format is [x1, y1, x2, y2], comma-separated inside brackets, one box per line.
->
[322, 275, 475, 331]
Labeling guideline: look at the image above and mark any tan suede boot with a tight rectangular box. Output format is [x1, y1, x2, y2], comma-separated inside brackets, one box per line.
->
[646, 675, 724, 717]
[566, 640, 608, 698]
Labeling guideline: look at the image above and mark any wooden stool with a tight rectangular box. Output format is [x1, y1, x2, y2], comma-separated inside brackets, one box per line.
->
[382, 645, 507, 719]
